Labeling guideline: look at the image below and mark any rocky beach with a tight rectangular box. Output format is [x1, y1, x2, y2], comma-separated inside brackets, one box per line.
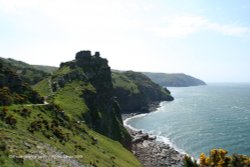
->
[123, 115, 185, 167]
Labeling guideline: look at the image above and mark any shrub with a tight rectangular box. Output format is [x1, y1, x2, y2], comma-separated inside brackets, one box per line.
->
[231, 154, 250, 167]
[184, 149, 250, 167]
[0, 142, 7, 151]
[51, 119, 60, 127]
[5, 115, 17, 126]
[52, 127, 68, 142]
[183, 155, 198, 167]
[74, 144, 85, 151]
[20, 108, 31, 117]
[42, 120, 49, 130]
[0, 87, 13, 105]
[28, 120, 42, 133]
[0, 106, 8, 120]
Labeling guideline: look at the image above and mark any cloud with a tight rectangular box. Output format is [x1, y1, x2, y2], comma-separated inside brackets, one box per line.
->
[150, 16, 250, 38]
[1, 0, 249, 39]
[150, 16, 207, 38]
[206, 23, 250, 37]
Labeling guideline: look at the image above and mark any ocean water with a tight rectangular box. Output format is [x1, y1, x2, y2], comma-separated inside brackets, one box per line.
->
[125, 83, 250, 159]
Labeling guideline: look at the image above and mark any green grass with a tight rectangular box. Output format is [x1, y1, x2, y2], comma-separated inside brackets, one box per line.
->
[28, 65, 142, 167]
[32, 65, 58, 74]
[53, 66, 72, 78]
[33, 78, 51, 97]
[53, 81, 94, 118]
[112, 72, 139, 94]
[0, 57, 50, 85]
[0, 105, 142, 167]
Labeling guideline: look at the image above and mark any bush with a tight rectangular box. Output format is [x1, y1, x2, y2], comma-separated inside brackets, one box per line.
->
[28, 120, 42, 133]
[0, 142, 7, 151]
[52, 127, 68, 142]
[5, 115, 17, 126]
[0, 107, 8, 120]
[183, 155, 198, 167]
[19, 108, 31, 117]
[184, 149, 250, 167]
[51, 119, 60, 127]
[0, 87, 13, 106]
[231, 154, 250, 167]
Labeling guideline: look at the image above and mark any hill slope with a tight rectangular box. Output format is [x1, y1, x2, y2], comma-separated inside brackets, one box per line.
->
[0, 62, 43, 105]
[1, 51, 142, 167]
[143, 72, 206, 87]
[0, 57, 57, 85]
[112, 71, 174, 113]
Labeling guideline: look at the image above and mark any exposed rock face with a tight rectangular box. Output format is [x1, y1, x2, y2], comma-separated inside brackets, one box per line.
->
[127, 128, 184, 167]
[75, 51, 112, 92]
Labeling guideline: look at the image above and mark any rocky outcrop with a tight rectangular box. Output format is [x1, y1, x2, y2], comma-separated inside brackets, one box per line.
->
[50, 51, 131, 147]
[75, 51, 112, 92]
[127, 128, 184, 167]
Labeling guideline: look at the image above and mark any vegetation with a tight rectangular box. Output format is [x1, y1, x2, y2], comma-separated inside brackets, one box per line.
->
[112, 72, 140, 94]
[0, 62, 43, 105]
[33, 51, 141, 166]
[0, 57, 57, 85]
[143, 72, 206, 87]
[184, 149, 250, 167]
[112, 71, 173, 113]
[32, 65, 58, 74]
[32, 78, 51, 98]
[0, 105, 141, 167]
[0, 52, 143, 167]
[3, 54, 250, 167]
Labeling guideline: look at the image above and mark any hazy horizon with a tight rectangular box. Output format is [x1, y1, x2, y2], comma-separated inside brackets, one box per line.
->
[1, 0, 250, 82]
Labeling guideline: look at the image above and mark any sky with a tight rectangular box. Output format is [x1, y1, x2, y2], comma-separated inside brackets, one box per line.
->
[0, 0, 250, 82]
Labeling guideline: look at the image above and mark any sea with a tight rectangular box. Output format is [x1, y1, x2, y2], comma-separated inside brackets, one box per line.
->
[124, 83, 250, 159]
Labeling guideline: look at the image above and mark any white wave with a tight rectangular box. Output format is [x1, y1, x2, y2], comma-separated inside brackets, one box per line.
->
[156, 135, 187, 155]
[123, 113, 148, 131]
[123, 101, 167, 128]
[123, 101, 195, 159]
[124, 112, 188, 156]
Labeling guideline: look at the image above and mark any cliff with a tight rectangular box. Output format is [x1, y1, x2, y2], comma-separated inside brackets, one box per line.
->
[143, 72, 206, 87]
[112, 71, 174, 114]
[41, 51, 131, 146]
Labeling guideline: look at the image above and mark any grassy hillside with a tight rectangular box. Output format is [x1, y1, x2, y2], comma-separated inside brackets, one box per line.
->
[0, 57, 57, 85]
[0, 62, 43, 105]
[112, 71, 173, 113]
[33, 51, 141, 166]
[1, 52, 142, 167]
[32, 65, 58, 74]
[112, 72, 140, 94]
[0, 104, 141, 167]
[143, 72, 206, 87]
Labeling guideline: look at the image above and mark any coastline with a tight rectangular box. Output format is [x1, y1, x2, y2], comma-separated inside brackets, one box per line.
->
[123, 102, 185, 167]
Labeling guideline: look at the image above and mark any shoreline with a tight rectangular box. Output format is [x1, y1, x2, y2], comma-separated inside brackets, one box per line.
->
[123, 102, 185, 167]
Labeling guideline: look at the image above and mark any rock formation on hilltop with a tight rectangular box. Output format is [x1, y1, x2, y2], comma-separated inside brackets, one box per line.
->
[40, 50, 131, 147]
